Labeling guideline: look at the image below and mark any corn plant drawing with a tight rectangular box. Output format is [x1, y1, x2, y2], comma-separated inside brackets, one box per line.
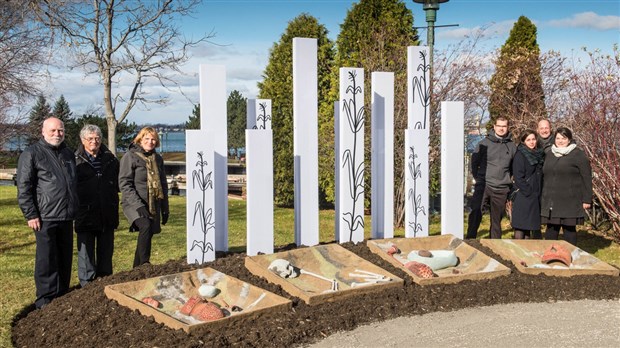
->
[190, 151, 214, 264]
[341, 70, 365, 241]
[411, 50, 430, 129]
[256, 101, 271, 129]
[408, 145, 426, 235]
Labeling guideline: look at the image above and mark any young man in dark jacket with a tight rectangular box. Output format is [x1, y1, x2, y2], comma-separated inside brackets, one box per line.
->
[17, 117, 78, 309]
[467, 117, 517, 239]
[75, 124, 119, 286]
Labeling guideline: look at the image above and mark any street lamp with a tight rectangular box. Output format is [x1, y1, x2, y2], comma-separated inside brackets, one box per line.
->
[413, 0, 449, 67]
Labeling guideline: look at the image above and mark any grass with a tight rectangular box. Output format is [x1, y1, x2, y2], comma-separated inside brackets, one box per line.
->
[1, 185, 619, 347]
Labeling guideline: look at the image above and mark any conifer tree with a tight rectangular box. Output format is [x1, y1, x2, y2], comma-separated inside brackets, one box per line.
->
[227, 90, 247, 158]
[488, 16, 547, 134]
[27, 95, 51, 145]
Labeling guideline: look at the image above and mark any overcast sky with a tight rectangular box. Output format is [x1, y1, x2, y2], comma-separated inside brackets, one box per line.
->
[44, 0, 620, 125]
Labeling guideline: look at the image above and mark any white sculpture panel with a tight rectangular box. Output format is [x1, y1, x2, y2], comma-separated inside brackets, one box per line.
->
[186, 130, 216, 264]
[441, 101, 465, 238]
[337, 67, 365, 243]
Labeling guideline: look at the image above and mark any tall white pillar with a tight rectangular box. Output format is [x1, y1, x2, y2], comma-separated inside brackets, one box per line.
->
[186, 130, 216, 264]
[199, 64, 228, 251]
[246, 129, 274, 256]
[337, 67, 365, 243]
[371, 72, 394, 239]
[247, 99, 272, 130]
[405, 46, 431, 238]
[441, 101, 465, 238]
[292, 38, 319, 246]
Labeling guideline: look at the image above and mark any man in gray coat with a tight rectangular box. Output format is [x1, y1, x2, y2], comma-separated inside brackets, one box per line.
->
[17, 117, 78, 309]
[467, 117, 517, 239]
[536, 119, 553, 150]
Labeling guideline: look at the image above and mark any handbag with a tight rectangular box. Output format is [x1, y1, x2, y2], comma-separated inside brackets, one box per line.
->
[508, 187, 519, 202]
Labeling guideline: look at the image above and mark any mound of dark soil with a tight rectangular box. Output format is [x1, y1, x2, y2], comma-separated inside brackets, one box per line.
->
[12, 241, 620, 347]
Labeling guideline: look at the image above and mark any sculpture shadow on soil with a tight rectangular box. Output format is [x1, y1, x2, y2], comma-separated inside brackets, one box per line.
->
[12, 240, 620, 348]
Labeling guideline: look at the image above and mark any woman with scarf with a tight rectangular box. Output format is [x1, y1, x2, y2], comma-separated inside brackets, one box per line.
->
[540, 127, 592, 245]
[511, 129, 544, 239]
[119, 127, 169, 267]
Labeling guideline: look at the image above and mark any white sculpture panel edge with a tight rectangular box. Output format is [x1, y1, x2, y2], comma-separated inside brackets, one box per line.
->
[441, 101, 465, 238]
[292, 37, 319, 246]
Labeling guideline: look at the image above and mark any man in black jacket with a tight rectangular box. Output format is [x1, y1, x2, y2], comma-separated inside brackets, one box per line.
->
[17, 117, 78, 309]
[467, 117, 517, 239]
[75, 124, 119, 286]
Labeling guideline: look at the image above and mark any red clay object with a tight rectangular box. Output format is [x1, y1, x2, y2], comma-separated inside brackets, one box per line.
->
[404, 261, 436, 278]
[541, 244, 572, 266]
[142, 297, 160, 309]
[180, 296, 202, 316]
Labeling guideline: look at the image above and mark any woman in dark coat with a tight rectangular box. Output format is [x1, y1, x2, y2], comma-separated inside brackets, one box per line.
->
[540, 127, 592, 245]
[511, 129, 544, 239]
[119, 127, 169, 267]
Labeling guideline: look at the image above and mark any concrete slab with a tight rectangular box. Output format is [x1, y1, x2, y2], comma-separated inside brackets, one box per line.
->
[480, 239, 620, 276]
[245, 244, 403, 305]
[104, 267, 291, 333]
[367, 235, 511, 285]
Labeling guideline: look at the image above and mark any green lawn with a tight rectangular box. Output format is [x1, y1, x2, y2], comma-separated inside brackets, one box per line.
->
[1, 185, 618, 347]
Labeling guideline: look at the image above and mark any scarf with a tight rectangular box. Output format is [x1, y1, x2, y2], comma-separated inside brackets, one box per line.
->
[517, 144, 544, 166]
[551, 143, 577, 158]
[134, 151, 164, 215]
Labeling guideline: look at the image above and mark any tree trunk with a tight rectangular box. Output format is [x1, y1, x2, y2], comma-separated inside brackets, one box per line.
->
[107, 116, 117, 155]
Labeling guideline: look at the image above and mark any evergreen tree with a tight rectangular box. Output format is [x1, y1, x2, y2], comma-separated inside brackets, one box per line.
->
[27, 95, 52, 145]
[51, 95, 80, 149]
[227, 90, 247, 158]
[185, 105, 200, 129]
[330, 0, 418, 220]
[488, 16, 547, 134]
[258, 14, 335, 207]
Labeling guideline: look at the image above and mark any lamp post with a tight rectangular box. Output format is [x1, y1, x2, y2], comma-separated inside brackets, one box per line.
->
[413, 0, 449, 68]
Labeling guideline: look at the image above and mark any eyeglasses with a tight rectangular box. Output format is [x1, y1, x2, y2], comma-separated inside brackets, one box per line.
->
[85, 137, 101, 143]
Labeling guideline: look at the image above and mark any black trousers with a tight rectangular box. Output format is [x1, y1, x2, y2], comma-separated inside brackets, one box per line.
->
[467, 184, 509, 239]
[546, 224, 577, 245]
[466, 182, 486, 239]
[133, 218, 154, 268]
[34, 220, 73, 309]
[77, 226, 114, 286]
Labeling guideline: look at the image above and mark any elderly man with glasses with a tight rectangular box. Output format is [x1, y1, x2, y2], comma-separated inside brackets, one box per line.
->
[74, 124, 120, 286]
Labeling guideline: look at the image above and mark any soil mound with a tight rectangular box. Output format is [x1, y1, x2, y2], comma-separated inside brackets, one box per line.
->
[12, 241, 620, 347]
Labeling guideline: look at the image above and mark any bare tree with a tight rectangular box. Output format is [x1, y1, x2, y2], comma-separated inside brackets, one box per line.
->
[32, 0, 212, 153]
[560, 47, 620, 239]
[0, 1, 51, 151]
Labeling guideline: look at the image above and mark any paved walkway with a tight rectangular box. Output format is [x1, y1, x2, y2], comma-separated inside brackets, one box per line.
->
[308, 299, 620, 347]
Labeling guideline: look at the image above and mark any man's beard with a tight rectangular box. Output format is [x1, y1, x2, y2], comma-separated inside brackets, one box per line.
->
[47, 136, 64, 146]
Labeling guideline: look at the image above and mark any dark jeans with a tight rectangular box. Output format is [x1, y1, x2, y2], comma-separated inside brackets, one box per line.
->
[467, 184, 509, 239]
[34, 220, 73, 309]
[77, 226, 114, 286]
[546, 224, 577, 245]
[133, 217, 154, 268]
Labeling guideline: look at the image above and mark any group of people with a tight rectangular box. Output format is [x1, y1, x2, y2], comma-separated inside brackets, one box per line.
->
[467, 118, 593, 245]
[17, 117, 169, 309]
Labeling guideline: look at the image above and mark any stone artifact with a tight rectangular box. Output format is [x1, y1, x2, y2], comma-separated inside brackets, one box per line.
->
[198, 284, 220, 298]
[268, 259, 339, 291]
[404, 261, 436, 278]
[541, 244, 572, 267]
[407, 249, 458, 271]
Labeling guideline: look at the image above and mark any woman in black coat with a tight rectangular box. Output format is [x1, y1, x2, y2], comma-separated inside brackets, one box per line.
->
[540, 127, 592, 245]
[119, 127, 169, 267]
[511, 129, 544, 239]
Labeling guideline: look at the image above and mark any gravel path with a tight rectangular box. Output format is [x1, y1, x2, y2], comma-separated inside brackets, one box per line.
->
[308, 299, 620, 347]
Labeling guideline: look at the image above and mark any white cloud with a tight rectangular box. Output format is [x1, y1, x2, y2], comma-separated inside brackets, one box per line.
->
[548, 12, 620, 31]
[438, 20, 516, 42]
